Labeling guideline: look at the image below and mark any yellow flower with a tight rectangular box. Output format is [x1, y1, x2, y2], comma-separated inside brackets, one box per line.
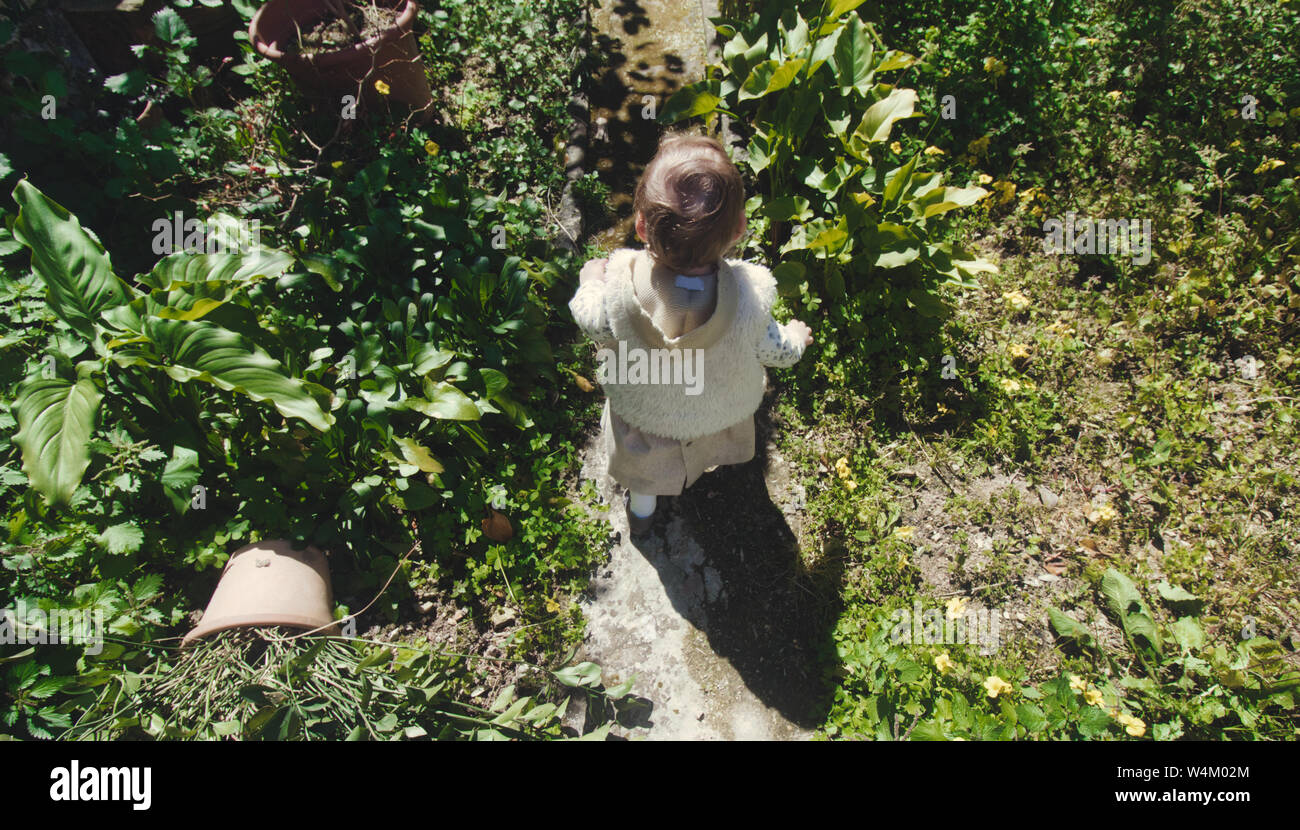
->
[835, 456, 851, 479]
[894, 525, 916, 541]
[976, 173, 993, 185]
[844, 479, 858, 491]
[890, 140, 903, 154]
[983, 675, 1013, 698]
[1087, 499, 1118, 525]
[945, 596, 968, 620]
[545, 596, 561, 613]
[923, 145, 946, 156]
[1254, 158, 1285, 174]
[935, 402, 951, 415]
[983, 56, 1007, 78]
[1084, 687, 1105, 707]
[1007, 342, 1031, 359]
[967, 134, 992, 156]
[1106, 90, 1121, 101]
[1002, 289, 1030, 311]
[1069, 675, 1087, 694]
[374, 79, 391, 96]
[992, 180, 1017, 205]
[999, 377, 1021, 393]
[424, 139, 440, 156]
[1044, 319, 1075, 336]
[1117, 713, 1146, 737]
[934, 652, 955, 674]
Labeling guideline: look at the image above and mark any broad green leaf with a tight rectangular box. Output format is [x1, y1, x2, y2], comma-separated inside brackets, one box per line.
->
[1155, 581, 1203, 614]
[876, 50, 916, 72]
[760, 195, 813, 222]
[721, 31, 769, 82]
[831, 14, 874, 95]
[298, 253, 344, 291]
[954, 255, 999, 276]
[883, 155, 919, 206]
[906, 287, 946, 316]
[658, 80, 722, 123]
[1015, 703, 1047, 733]
[922, 186, 990, 217]
[392, 437, 444, 474]
[807, 222, 848, 252]
[152, 7, 190, 43]
[12, 372, 102, 505]
[772, 260, 806, 296]
[160, 445, 200, 513]
[1100, 568, 1145, 621]
[747, 131, 776, 173]
[409, 341, 455, 376]
[854, 88, 919, 144]
[778, 12, 809, 56]
[140, 249, 294, 291]
[827, 0, 867, 17]
[104, 69, 146, 97]
[874, 222, 920, 268]
[1048, 607, 1093, 645]
[140, 317, 333, 431]
[1171, 616, 1205, 651]
[12, 180, 130, 340]
[490, 684, 516, 713]
[553, 661, 602, 688]
[605, 676, 636, 700]
[807, 21, 842, 75]
[407, 382, 480, 421]
[97, 521, 144, 555]
[739, 59, 806, 101]
[479, 367, 508, 398]
[1101, 568, 1163, 652]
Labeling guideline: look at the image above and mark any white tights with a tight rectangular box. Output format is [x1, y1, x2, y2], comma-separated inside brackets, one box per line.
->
[628, 491, 657, 518]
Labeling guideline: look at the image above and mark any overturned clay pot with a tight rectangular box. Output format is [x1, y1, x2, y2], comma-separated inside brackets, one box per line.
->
[183, 540, 339, 646]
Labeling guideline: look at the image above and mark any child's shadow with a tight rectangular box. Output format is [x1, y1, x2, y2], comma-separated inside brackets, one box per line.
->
[630, 403, 840, 731]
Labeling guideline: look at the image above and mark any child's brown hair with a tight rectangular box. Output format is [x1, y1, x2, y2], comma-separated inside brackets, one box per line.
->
[633, 133, 745, 272]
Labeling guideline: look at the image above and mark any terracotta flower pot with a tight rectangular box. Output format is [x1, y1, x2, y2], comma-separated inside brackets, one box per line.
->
[249, 0, 433, 112]
[184, 540, 340, 645]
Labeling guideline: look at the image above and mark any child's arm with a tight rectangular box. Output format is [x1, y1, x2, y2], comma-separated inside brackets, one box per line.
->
[569, 257, 614, 342]
[757, 317, 813, 368]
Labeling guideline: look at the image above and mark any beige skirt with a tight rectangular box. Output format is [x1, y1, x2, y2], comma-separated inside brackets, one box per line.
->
[603, 401, 755, 496]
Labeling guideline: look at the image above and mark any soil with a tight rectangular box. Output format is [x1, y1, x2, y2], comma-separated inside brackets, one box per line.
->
[288, 1, 401, 57]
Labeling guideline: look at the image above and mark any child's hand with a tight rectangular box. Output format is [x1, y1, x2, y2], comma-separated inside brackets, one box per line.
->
[787, 319, 813, 347]
[579, 257, 609, 286]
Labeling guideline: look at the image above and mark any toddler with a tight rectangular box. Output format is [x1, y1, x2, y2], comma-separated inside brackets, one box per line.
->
[568, 134, 813, 536]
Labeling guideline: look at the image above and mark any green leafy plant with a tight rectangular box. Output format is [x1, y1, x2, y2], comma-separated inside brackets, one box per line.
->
[8, 180, 331, 506]
[660, 0, 995, 371]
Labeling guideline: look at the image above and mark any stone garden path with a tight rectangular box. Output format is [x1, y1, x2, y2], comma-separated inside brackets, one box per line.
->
[559, 2, 826, 740]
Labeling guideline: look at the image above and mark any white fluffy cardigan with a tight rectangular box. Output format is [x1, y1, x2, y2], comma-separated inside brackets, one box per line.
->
[569, 248, 805, 440]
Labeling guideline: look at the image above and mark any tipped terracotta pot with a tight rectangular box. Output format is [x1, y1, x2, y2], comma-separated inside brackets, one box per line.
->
[184, 540, 339, 645]
[249, 0, 433, 112]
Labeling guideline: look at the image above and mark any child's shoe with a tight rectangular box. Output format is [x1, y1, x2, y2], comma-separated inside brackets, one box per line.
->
[624, 491, 655, 538]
